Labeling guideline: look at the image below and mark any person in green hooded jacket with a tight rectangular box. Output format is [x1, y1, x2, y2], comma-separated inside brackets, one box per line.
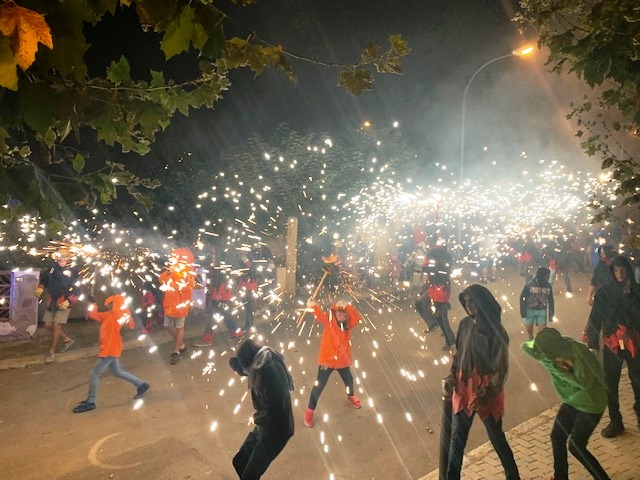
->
[522, 327, 610, 480]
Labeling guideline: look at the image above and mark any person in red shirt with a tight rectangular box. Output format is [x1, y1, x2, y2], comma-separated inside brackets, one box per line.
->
[73, 294, 149, 413]
[159, 248, 196, 364]
[303, 298, 362, 428]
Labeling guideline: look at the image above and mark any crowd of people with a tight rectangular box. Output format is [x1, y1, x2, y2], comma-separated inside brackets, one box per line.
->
[30, 220, 640, 479]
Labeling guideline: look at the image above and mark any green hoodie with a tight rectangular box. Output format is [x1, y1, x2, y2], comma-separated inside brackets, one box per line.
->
[522, 328, 607, 414]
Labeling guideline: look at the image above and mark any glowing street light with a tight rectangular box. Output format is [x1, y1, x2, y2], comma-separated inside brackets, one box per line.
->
[459, 45, 534, 183]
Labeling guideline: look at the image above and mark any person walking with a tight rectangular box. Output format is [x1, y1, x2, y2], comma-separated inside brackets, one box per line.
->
[523, 327, 611, 480]
[35, 249, 80, 364]
[229, 339, 294, 479]
[73, 294, 149, 413]
[159, 247, 196, 365]
[519, 266, 555, 340]
[585, 254, 640, 438]
[442, 284, 520, 480]
[303, 298, 362, 428]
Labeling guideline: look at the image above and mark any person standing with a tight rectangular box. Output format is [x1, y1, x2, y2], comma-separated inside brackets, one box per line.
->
[519, 266, 555, 340]
[35, 249, 80, 364]
[586, 254, 640, 438]
[73, 294, 149, 413]
[522, 327, 610, 480]
[442, 284, 520, 480]
[159, 247, 196, 365]
[238, 254, 259, 332]
[195, 265, 243, 346]
[229, 339, 294, 479]
[303, 298, 362, 428]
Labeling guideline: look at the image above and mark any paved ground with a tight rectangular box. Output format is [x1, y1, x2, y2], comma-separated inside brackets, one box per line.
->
[419, 375, 640, 480]
[1, 268, 639, 479]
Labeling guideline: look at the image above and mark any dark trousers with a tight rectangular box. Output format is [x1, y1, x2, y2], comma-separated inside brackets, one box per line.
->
[434, 303, 456, 346]
[243, 297, 254, 330]
[602, 347, 640, 425]
[416, 299, 438, 330]
[308, 366, 354, 410]
[550, 403, 610, 480]
[447, 411, 520, 480]
[233, 426, 288, 480]
[205, 301, 238, 333]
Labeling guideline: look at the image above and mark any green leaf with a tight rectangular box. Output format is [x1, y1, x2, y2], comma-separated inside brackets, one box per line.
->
[337, 69, 373, 96]
[0, 37, 18, 91]
[200, 23, 225, 59]
[18, 83, 57, 137]
[0, 127, 8, 154]
[160, 6, 208, 59]
[106, 56, 132, 86]
[149, 69, 165, 88]
[389, 34, 411, 56]
[72, 153, 85, 173]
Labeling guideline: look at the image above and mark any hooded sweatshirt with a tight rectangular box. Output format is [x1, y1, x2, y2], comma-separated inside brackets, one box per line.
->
[311, 303, 360, 369]
[450, 284, 509, 421]
[159, 248, 196, 318]
[586, 255, 640, 356]
[232, 343, 294, 447]
[519, 268, 554, 318]
[87, 294, 134, 357]
[522, 328, 607, 414]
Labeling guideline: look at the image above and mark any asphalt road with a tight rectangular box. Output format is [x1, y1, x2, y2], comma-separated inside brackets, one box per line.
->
[0, 267, 594, 480]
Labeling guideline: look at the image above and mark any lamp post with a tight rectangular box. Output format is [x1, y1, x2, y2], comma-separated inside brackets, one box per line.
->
[456, 46, 533, 245]
[459, 46, 534, 183]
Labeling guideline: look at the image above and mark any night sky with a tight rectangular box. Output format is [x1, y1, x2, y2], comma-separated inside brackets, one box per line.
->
[87, 0, 595, 185]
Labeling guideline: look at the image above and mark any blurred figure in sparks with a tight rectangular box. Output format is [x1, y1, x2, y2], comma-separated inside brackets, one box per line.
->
[159, 247, 196, 365]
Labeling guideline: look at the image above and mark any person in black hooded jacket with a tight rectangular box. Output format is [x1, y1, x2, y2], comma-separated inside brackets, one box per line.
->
[443, 284, 520, 480]
[229, 339, 294, 479]
[585, 255, 640, 438]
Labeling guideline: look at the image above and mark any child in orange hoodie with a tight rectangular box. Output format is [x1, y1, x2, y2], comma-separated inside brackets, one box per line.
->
[73, 294, 149, 413]
[303, 298, 362, 428]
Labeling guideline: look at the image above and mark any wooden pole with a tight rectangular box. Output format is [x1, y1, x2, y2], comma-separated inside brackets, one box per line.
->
[296, 270, 329, 328]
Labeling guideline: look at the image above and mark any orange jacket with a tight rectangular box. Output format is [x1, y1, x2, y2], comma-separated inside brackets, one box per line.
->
[159, 268, 195, 318]
[87, 294, 134, 358]
[311, 304, 360, 369]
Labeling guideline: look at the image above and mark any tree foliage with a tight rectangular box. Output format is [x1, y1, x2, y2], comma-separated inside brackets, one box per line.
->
[517, 0, 640, 219]
[0, 0, 409, 229]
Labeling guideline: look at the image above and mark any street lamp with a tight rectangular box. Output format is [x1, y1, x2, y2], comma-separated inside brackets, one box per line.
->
[458, 46, 534, 183]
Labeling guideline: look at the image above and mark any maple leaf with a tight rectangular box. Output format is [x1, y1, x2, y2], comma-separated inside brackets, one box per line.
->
[0, 2, 53, 71]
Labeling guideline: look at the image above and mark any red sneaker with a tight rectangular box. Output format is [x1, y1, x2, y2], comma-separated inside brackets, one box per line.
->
[304, 408, 314, 428]
[347, 395, 362, 409]
[230, 329, 244, 339]
[194, 333, 213, 347]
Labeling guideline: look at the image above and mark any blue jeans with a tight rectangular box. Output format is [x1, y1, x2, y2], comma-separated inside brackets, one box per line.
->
[87, 356, 144, 404]
[447, 411, 520, 480]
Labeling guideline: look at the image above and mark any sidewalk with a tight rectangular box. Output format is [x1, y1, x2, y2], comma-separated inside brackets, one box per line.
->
[419, 373, 640, 480]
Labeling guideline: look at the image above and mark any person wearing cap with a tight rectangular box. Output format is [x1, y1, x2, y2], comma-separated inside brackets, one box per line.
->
[587, 245, 616, 306]
[35, 250, 80, 364]
[303, 298, 362, 428]
[519, 266, 555, 341]
[585, 254, 640, 438]
[229, 339, 294, 479]
[442, 284, 520, 480]
[72, 294, 149, 413]
[522, 328, 610, 480]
